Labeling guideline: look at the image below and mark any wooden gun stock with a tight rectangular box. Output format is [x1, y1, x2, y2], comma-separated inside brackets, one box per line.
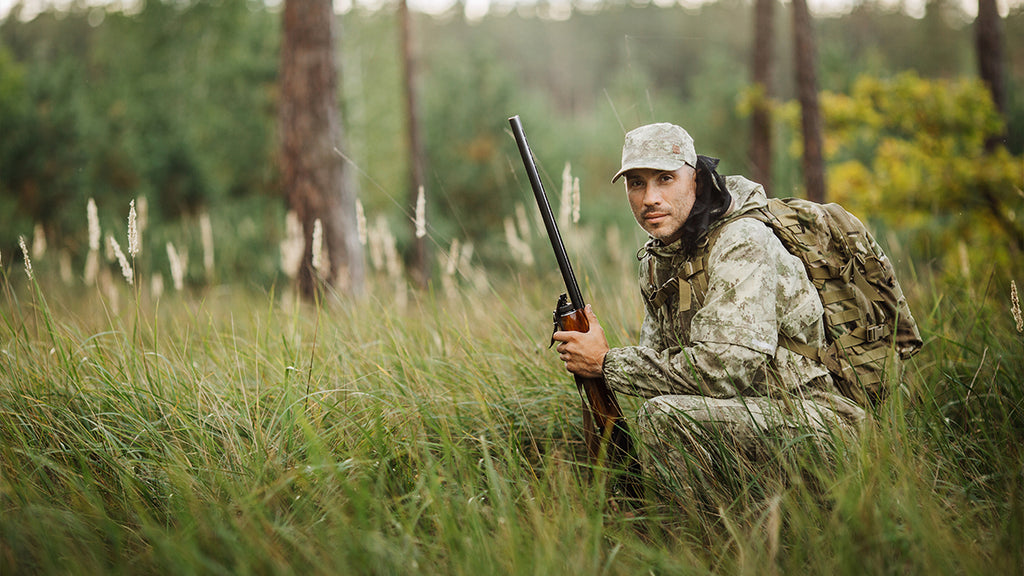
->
[554, 299, 633, 470]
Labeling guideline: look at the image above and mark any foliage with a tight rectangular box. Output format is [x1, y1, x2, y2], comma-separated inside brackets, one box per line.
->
[3, 0, 1023, 284]
[783, 72, 1023, 277]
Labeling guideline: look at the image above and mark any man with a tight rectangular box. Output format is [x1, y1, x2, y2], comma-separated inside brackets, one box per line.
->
[551, 123, 864, 490]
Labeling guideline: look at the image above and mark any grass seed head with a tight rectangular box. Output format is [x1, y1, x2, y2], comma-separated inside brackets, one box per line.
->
[572, 176, 581, 224]
[1012, 280, 1023, 333]
[415, 186, 426, 239]
[128, 200, 140, 258]
[166, 242, 185, 291]
[87, 198, 101, 251]
[84, 250, 99, 286]
[200, 212, 214, 277]
[280, 211, 304, 279]
[109, 234, 133, 285]
[18, 235, 32, 280]
[32, 223, 47, 259]
[356, 199, 367, 246]
[312, 218, 327, 278]
[559, 162, 573, 227]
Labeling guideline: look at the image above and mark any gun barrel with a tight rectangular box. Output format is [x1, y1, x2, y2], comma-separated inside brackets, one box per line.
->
[508, 115, 585, 311]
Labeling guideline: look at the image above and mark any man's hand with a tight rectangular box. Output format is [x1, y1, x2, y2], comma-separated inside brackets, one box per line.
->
[551, 305, 610, 378]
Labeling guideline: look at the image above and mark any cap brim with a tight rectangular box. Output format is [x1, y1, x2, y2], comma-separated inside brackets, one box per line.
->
[610, 158, 688, 183]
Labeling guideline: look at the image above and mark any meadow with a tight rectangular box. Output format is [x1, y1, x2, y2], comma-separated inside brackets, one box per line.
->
[1, 223, 1022, 575]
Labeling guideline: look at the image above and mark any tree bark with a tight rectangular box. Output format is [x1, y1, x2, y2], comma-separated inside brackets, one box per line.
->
[279, 0, 365, 299]
[976, 0, 1006, 150]
[399, 0, 429, 289]
[750, 0, 775, 194]
[792, 0, 827, 203]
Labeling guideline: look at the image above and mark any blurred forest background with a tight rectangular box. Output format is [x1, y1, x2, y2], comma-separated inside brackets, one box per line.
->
[0, 0, 1021, 293]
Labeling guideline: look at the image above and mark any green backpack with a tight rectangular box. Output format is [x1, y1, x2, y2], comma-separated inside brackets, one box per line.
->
[691, 197, 924, 407]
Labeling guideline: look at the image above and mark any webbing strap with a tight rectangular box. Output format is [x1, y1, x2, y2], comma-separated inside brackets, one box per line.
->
[829, 307, 863, 325]
[835, 324, 891, 349]
[845, 344, 892, 367]
[822, 286, 857, 305]
[777, 333, 823, 363]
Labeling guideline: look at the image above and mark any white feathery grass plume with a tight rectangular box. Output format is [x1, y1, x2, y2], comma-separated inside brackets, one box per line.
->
[559, 162, 573, 228]
[200, 212, 214, 277]
[85, 199, 101, 286]
[59, 251, 72, 285]
[382, 224, 402, 280]
[1012, 281, 1023, 333]
[32, 223, 46, 259]
[415, 186, 426, 239]
[515, 203, 532, 241]
[957, 241, 970, 280]
[104, 231, 116, 262]
[136, 196, 149, 233]
[18, 236, 32, 281]
[108, 234, 133, 285]
[504, 217, 534, 266]
[459, 241, 474, 272]
[151, 273, 164, 300]
[280, 211, 304, 279]
[127, 200, 140, 258]
[442, 238, 460, 299]
[356, 199, 367, 246]
[368, 216, 388, 271]
[87, 198, 101, 251]
[444, 238, 460, 277]
[311, 218, 325, 278]
[166, 242, 185, 291]
[84, 250, 99, 286]
[571, 176, 581, 224]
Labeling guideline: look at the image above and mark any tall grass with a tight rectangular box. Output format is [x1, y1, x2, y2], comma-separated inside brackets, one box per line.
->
[0, 250, 1021, 574]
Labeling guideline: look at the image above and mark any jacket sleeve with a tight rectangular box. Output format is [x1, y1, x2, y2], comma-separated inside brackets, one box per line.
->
[603, 220, 784, 399]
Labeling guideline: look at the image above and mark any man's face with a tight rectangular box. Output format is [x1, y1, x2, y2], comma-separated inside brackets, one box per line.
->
[624, 166, 698, 244]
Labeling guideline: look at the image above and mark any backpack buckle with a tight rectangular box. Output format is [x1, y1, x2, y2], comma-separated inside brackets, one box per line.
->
[866, 324, 885, 342]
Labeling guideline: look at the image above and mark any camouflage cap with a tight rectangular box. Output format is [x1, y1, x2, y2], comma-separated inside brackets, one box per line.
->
[611, 123, 698, 183]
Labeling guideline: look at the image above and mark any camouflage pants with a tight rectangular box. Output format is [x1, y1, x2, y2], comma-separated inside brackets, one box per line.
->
[634, 389, 865, 499]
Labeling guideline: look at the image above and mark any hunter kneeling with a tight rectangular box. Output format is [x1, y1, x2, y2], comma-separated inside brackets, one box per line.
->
[552, 122, 920, 497]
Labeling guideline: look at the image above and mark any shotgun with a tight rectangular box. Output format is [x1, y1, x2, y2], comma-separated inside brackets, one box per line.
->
[507, 115, 635, 476]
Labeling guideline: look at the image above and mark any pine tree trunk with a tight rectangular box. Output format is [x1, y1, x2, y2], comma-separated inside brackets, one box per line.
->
[976, 0, 1006, 150]
[400, 0, 429, 289]
[791, 0, 827, 203]
[279, 0, 365, 299]
[750, 0, 775, 194]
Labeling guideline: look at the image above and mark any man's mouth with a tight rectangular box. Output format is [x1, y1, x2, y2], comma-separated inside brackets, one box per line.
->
[644, 212, 668, 222]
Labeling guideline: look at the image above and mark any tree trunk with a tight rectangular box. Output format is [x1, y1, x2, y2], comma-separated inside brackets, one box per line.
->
[399, 0, 429, 289]
[791, 0, 827, 203]
[750, 0, 775, 194]
[976, 0, 1006, 150]
[279, 0, 365, 299]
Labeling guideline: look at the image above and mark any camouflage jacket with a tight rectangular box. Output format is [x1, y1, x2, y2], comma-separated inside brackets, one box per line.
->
[603, 176, 833, 399]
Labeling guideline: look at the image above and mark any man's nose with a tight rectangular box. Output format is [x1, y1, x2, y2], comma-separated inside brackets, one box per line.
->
[643, 182, 662, 205]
